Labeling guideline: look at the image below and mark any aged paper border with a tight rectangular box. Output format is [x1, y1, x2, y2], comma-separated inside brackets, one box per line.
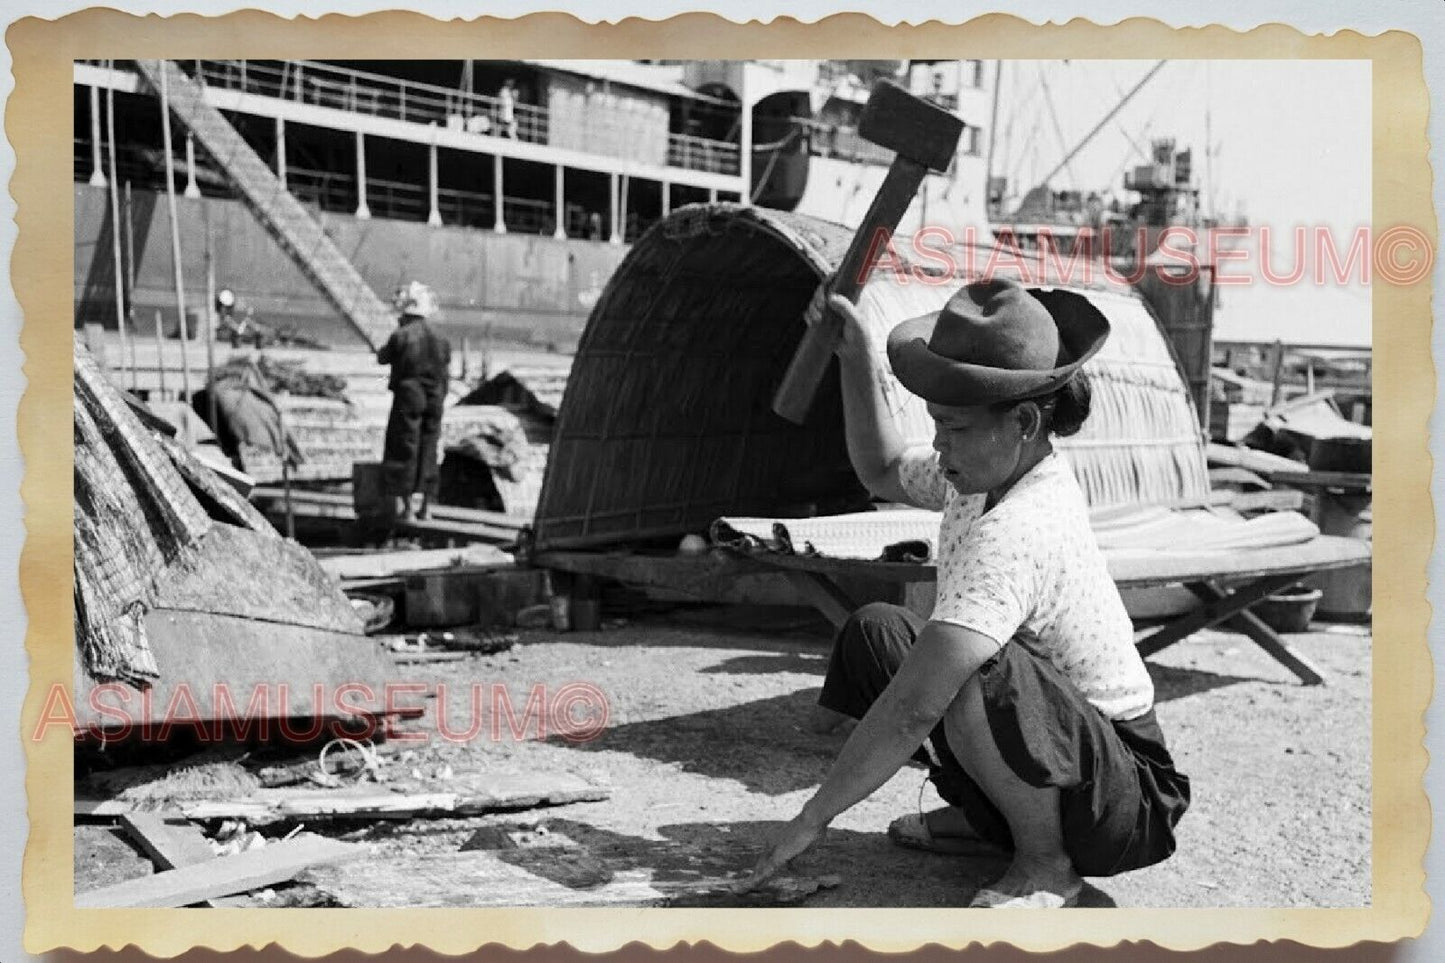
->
[14, 9, 1432, 955]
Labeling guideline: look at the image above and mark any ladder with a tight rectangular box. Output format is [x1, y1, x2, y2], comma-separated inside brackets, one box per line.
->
[133, 60, 395, 350]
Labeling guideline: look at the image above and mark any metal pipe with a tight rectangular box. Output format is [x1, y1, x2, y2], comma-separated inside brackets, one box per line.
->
[157, 62, 192, 401]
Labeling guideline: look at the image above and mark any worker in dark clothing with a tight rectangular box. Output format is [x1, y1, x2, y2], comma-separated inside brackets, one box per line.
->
[378, 281, 451, 520]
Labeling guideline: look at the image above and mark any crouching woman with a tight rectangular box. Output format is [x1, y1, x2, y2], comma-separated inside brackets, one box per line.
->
[742, 278, 1190, 907]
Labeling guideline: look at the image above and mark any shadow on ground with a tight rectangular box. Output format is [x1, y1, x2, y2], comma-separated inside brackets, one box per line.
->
[491, 816, 1116, 908]
[566, 688, 841, 795]
[1147, 661, 1278, 703]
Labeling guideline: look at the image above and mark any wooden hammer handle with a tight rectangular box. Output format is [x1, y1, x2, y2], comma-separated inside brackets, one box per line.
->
[772, 157, 928, 424]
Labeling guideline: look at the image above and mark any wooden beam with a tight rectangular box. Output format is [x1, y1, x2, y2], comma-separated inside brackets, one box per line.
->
[75, 834, 362, 908]
[1189, 581, 1326, 685]
[781, 571, 858, 630]
[1135, 572, 1302, 658]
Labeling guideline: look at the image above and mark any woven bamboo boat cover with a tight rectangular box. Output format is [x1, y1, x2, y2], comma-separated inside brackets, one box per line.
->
[534, 203, 1211, 552]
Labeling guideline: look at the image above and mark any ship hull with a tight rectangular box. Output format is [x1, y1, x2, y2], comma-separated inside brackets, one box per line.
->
[74, 185, 629, 351]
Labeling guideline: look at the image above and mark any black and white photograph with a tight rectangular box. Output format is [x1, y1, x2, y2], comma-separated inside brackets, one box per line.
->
[53, 37, 1395, 930]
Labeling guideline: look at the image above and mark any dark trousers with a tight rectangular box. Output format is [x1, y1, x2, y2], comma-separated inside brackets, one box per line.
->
[382, 380, 444, 498]
[818, 602, 1191, 877]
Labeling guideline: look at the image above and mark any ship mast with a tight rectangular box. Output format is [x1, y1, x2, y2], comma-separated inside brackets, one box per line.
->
[1030, 60, 1167, 195]
[984, 60, 1002, 214]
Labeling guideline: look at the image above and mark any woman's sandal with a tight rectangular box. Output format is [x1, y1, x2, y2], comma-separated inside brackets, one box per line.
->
[967, 884, 1083, 909]
[886, 812, 1012, 858]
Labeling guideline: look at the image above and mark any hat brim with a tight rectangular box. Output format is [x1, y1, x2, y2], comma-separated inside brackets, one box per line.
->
[886, 287, 1110, 406]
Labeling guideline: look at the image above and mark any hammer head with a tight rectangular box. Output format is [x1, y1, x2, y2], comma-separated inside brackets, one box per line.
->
[858, 79, 966, 172]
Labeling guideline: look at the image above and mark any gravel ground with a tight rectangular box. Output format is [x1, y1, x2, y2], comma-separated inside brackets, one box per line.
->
[363, 605, 1372, 908]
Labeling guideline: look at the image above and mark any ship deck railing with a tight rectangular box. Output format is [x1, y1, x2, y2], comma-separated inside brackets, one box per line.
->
[74, 135, 661, 242]
[87, 58, 742, 179]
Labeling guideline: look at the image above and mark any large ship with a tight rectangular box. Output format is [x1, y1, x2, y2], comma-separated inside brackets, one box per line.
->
[73, 57, 996, 352]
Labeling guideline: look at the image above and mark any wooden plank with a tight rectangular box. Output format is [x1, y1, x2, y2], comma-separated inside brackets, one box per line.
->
[391, 650, 471, 664]
[79, 774, 610, 823]
[317, 544, 511, 580]
[77, 797, 276, 822]
[119, 813, 216, 869]
[252, 488, 528, 531]
[119, 812, 251, 908]
[1267, 470, 1372, 492]
[75, 834, 363, 908]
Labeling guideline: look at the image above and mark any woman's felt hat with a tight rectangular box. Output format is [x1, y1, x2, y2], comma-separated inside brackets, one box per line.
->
[886, 277, 1109, 406]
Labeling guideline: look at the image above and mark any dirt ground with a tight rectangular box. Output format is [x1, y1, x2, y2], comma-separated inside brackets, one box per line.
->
[75, 603, 1370, 907]
[322, 604, 1372, 909]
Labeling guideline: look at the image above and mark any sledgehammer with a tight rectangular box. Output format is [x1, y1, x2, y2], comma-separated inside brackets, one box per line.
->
[771, 80, 964, 424]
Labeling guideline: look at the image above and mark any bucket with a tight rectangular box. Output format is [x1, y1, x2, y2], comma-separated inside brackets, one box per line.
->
[1252, 585, 1322, 634]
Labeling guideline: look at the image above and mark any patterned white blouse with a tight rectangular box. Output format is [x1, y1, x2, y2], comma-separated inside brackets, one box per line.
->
[897, 447, 1155, 721]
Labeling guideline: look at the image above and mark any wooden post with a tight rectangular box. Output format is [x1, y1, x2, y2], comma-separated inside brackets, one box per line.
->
[88, 83, 107, 187]
[158, 63, 193, 402]
[183, 132, 201, 199]
[354, 130, 371, 219]
[492, 154, 506, 234]
[281, 460, 296, 540]
[104, 67, 131, 384]
[553, 164, 566, 239]
[204, 232, 219, 432]
[1269, 339, 1285, 407]
[427, 128, 442, 227]
[619, 174, 630, 242]
[275, 115, 287, 188]
[608, 172, 620, 244]
[123, 180, 139, 389]
[661, 180, 670, 217]
[153, 310, 167, 400]
[737, 71, 752, 206]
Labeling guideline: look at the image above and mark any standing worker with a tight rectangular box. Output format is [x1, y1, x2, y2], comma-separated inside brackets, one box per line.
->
[498, 78, 518, 139]
[378, 281, 451, 521]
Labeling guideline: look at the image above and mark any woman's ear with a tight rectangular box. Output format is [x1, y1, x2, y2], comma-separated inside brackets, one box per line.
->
[1015, 401, 1043, 441]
